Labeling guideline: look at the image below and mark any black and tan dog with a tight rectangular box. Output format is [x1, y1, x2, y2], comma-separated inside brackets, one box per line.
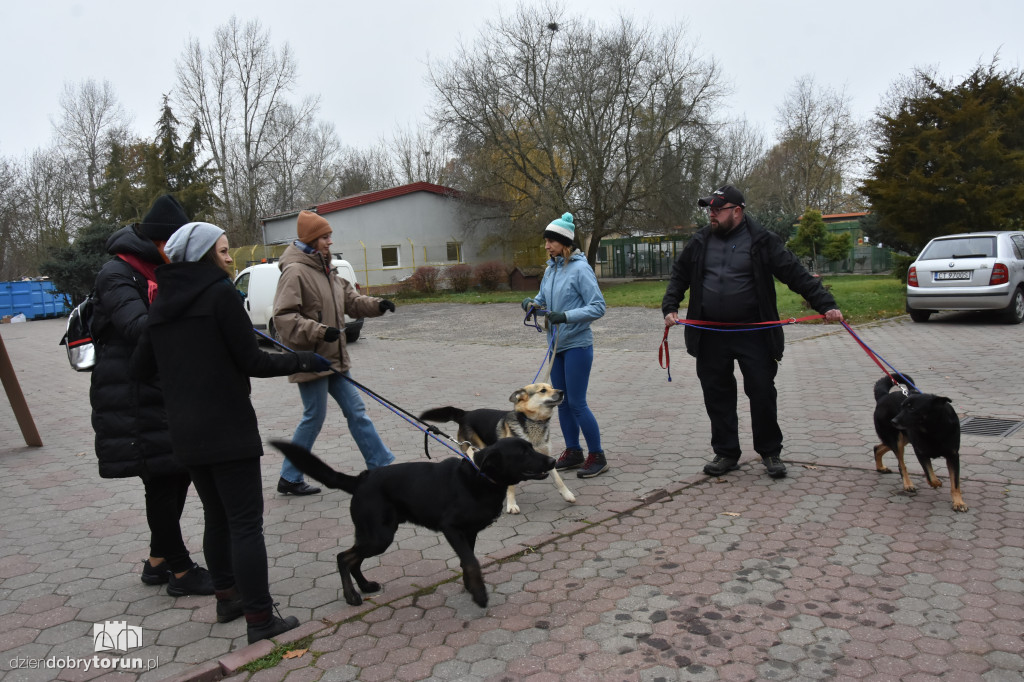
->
[872, 373, 966, 512]
[419, 382, 574, 514]
[270, 438, 555, 608]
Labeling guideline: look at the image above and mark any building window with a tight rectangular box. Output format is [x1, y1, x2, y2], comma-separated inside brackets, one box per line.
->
[381, 245, 400, 268]
[446, 242, 462, 262]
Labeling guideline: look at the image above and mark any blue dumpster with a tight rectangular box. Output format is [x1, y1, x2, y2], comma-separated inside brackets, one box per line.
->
[0, 280, 71, 320]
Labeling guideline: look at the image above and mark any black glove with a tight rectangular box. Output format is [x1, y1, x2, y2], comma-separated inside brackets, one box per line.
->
[546, 311, 567, 324]
[521, 297, 535, 312]
[322, 326, 342, 342]
[379, 299, 396, 314]
[294, 351, 332, 373]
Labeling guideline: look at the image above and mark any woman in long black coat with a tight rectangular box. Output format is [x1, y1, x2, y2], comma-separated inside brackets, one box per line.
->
[89, 194, 213, 596]
[133, 221, 328, 644]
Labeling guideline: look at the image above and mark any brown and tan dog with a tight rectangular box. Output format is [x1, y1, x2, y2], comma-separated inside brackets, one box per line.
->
[872, 374, 966, 512]
[420, 382, 575, 513]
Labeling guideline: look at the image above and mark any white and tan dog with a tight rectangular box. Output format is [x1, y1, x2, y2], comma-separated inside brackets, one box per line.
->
[420, 382, 575, 513]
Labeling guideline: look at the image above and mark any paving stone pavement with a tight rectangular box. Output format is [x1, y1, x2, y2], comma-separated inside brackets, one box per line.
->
[1, 304, 1022, 682]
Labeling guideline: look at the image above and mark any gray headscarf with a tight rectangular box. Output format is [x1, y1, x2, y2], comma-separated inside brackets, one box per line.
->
[164, 222, 225, 263]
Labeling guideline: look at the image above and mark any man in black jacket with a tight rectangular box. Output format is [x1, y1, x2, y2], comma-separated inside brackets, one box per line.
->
[662, 185, 843, 479]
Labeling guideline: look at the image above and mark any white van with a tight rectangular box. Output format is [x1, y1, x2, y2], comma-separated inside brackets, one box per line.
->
[233, 259, 364, 343]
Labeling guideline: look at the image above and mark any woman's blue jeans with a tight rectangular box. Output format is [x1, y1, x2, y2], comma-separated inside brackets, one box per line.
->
[550, 345, 602, 453]
[280, 371, 395, 482]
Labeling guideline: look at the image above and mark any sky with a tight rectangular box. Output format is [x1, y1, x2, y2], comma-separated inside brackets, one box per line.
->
[1, 0, 1022, 161]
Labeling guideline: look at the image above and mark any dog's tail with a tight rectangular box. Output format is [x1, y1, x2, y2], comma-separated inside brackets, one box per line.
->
[874, 373, 917, 401]
[418, 406, 466, 424]
[269, 440, 363, 495]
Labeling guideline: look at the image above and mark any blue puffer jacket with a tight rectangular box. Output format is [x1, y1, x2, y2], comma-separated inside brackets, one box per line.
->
[533, 251, 606, 351]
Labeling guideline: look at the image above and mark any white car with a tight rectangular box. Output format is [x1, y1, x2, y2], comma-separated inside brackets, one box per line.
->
[233, 259, 364, 342]
[906, 231, 1024, 324]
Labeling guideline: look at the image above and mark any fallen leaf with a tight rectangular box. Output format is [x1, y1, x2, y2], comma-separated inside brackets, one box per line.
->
[721, 512, 740, 517]
[282, 649, 307, 659]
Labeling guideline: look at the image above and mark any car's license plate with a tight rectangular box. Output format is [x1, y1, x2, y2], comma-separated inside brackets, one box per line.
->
[934, 271, 971, 281]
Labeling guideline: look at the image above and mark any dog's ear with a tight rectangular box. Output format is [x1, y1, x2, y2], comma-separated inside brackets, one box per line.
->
[509, 389, 525, 404]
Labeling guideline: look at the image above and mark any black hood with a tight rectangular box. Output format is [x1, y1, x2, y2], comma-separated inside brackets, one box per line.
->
[105, 224, 164, 264]
[150, 262, 232, 323]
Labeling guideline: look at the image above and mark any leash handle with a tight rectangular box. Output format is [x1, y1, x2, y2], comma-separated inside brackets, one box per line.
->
[523, 305, 547, 332]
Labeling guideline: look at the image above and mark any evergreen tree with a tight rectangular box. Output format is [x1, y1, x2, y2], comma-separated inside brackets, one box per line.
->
[787, 209, 828, 270]
[861, 61, 1024, 249]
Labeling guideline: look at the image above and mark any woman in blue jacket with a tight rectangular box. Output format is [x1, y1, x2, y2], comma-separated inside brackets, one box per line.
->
[523, 212, 608, 477]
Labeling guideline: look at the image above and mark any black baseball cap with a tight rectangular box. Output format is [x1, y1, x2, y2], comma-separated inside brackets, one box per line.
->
[698, 185, 745, 209]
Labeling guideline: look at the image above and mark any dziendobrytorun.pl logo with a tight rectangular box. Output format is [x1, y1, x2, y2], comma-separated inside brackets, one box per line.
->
[7, 621, 159, 673]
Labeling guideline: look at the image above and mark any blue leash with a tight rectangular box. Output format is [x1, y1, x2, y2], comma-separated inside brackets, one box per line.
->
[252, 328, 494, 480]
[525, 305, 560, 383]
[839, 321, 921, 393]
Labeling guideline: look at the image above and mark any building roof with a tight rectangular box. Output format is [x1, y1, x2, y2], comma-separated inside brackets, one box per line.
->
[315, 182, 461, 216]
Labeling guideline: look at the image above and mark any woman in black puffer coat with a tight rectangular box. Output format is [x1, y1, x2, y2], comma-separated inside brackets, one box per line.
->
[89, 194, 212, 597]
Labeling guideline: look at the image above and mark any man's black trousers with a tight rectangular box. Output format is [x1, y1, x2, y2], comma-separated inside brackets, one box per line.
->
[695, 330, 783, 461]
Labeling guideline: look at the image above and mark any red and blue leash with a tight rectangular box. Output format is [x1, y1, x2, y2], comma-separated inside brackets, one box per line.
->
[659, 316, 917, 391]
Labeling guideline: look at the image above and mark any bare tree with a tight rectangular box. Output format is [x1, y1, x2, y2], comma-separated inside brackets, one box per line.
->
[745, 76, 864, 215]
[0, 156, 27, 279]
[175, 16, 320, 243]
[51, 79, 131, 220]
[387, 124, 454, 185]
[264, 109, 345, 210]
[429, 3, 724, 264]
[334, 144, 398, 197]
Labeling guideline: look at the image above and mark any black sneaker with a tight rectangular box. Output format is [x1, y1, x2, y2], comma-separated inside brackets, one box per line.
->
[167, 563, 215, 597]
[140, 560, 171, 586]
[577, 452, 608, 478]
[554, 448, 584, 471]
[277, 477, 321, 495]
[763, 456, 787, 479]
[247, 615, 300, 644]
[703, 456, 740, 476]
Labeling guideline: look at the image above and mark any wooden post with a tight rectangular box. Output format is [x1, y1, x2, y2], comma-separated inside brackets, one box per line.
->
[0, 330, 43, 447]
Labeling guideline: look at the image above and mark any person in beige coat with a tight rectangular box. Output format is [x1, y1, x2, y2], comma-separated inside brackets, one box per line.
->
[272, 210, 397, 494]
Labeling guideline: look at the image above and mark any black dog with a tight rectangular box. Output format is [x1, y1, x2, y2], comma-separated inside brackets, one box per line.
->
[872, 374, 966, 512]
[270, 438, 555, 607]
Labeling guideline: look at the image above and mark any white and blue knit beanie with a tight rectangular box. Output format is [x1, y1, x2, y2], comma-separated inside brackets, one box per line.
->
[544, 212, 576, 247]
[164, 222, 225, 263]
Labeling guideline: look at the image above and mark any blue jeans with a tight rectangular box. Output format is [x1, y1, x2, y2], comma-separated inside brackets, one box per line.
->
[281, 372, 395, 482]
[550, 345, 602, 453]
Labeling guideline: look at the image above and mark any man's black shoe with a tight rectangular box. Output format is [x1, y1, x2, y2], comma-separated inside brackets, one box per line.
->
[703, 456, 740, 477]
[763, 456, 787, 479]
[277, 477, 321, 496]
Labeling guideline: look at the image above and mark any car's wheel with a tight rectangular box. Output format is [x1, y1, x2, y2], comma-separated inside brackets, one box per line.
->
[345, 326, 361, 343]
[909, 309, 932, 323]
[1003, 287, 1024, 324]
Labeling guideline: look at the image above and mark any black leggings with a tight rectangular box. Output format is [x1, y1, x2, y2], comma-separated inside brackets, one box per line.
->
[187, 459, 272, 614]
[141, 472, 194, 573]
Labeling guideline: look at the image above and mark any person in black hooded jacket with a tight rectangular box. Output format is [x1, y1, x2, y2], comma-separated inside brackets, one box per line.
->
[662, 185, 843, 480]
[89, 194, 213, 596]
[133, 221, 329, 644]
